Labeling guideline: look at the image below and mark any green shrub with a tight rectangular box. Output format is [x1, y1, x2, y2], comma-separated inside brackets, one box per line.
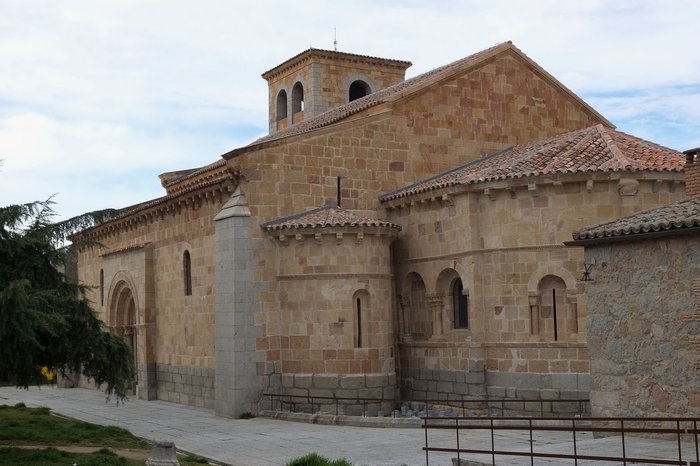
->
[285, 452, 353, 466]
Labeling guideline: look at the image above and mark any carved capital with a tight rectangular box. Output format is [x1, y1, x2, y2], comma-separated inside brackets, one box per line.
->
[425, 292, 444, 308]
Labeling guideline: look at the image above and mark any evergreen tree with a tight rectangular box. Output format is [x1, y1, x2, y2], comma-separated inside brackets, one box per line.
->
[0, 199, 134, 400]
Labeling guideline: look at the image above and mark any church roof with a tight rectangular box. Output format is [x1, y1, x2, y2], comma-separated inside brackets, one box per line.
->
[224, 41, 611, 159]
[379, 124, 684, 202]
[570, 196, 700, 242]
[261, 205, 401, 231]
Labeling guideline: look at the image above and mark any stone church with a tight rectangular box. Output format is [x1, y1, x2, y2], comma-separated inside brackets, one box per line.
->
[72, 41, 687, 417]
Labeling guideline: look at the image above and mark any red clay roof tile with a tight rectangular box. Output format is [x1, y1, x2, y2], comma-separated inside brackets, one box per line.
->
[261, 205, 401, 231]
[379, 125, 684, 202]
[572, 196, 700, 240]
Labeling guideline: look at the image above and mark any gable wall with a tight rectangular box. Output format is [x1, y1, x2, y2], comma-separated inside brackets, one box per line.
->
[392, 51, 607, 170]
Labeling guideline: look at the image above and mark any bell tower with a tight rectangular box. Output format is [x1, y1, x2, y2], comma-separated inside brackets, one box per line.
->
[262, 49, 411, 134]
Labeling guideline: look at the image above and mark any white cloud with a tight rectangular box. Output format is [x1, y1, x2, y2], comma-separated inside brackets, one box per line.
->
[0, 0, 698, 219]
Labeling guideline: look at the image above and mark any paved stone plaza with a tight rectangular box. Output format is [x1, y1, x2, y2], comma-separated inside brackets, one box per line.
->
[2, 386, 699, 465]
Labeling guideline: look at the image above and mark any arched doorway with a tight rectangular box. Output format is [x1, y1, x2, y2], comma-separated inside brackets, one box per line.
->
[110, 280, 138, 393]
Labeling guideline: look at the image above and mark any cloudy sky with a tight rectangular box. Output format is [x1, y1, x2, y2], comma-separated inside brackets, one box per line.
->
[1, 0, 699, 220]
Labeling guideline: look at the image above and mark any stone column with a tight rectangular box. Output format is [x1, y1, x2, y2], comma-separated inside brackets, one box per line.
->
[426, 292, 444, 337]
[566, 293, 578, 335]
[398, 294, 412, 341]
[528, 293, 540, 336]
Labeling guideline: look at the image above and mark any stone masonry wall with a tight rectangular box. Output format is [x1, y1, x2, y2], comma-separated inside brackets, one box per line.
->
[156, 364, 215, 409]
[585, 235, 700, 417]
[267, 373, 397, 416]
[76, 191, 229, 408]
[387, 173, 684, 408]
[261, 228, 397, 377]
[227, 54, 656, 412]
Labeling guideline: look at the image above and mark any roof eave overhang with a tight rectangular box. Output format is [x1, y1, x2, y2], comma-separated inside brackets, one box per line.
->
[564, 225, 700, 247]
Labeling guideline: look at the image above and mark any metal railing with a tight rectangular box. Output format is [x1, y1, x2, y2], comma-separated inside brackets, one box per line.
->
[261, 392, 589, 418]
[422, 415, 700, 465]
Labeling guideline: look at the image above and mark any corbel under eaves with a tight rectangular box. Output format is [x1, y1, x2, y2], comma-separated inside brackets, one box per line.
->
[527, 183, 539, 197]
[440, 193, 454, 206]
[552, 180, 564, 195]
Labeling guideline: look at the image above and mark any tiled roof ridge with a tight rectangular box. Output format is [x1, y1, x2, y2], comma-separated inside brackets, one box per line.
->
[597, 124, 633, 170]
[572, 195, 700, 241]
[261, 204, 401, 231]
[228, 41, 514, 156]
[609, 126, 682, 157]
[262, 48, 412, 79]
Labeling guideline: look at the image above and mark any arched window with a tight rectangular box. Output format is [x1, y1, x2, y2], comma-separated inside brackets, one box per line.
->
[183, 251, 192, 296]
[276, 90, 288, 121]
[452, 279, 468, 329]
[537, 275, 568, 341]
[100, 269, 104, 306]
[291, 82, 304, 113]
[349, 80, 371, 102]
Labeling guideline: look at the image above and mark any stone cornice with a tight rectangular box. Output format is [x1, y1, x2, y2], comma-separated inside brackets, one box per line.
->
[100, 242, 151, 258]
[261, 48, 411, 81]
[74, 175, 237, 243]
[382, 172, 683, 210]
[267, 225, 399, 246]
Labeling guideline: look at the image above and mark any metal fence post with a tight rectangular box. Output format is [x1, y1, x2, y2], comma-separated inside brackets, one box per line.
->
[572, 417, 577, 466]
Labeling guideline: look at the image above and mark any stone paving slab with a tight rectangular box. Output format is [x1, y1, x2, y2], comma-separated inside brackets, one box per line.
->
[1, 386, 698, 466]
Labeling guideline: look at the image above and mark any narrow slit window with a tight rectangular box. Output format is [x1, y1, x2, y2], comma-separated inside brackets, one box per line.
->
[356, 297, 362, 348]
[183, 250, 192, 296]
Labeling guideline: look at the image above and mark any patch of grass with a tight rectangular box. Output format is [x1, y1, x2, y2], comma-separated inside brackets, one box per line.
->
[0, 446, 144, 466]
[238, 411, 256, 419]
[285, 453, 353, 466]
[0, 404, 149, 449]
